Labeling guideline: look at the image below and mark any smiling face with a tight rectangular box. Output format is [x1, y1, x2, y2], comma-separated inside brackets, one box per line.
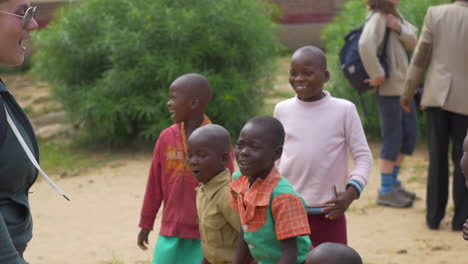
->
[235, 122, 281, 180]
[0, 0, 38, 66]
[289, 50, 330, 102]
[166, 83, 194, 123]
[461, 132, 468, 187]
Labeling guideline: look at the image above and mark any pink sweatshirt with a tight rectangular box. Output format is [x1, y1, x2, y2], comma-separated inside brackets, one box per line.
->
[274, 91, 372, 208]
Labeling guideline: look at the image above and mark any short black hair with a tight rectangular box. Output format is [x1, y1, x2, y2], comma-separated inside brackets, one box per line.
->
[307, 242, 363, 264]
[172, 73, 213, 106]
[292, 46, 327, 70]
[246, 115, 285, 148]
[189, 124, 231, 154]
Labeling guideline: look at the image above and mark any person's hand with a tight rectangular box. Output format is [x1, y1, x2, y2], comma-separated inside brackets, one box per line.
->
[364, 77, 385, 87]
[321, 187, 358, 220]
[387, 14, 401, 33]
[463, 219, 468, 240]
[400, 96, 412, 113]
[137, 228, 151, 250]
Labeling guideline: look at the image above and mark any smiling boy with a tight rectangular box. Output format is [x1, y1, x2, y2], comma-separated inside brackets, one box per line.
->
[274, 46, 372, 246]
[230, 116, 311, 264]
[137, 73, 234, 264]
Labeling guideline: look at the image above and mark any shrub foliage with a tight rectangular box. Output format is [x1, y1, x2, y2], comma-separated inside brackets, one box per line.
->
[33, 0, 279, 143]
[321, 0, 450, 138]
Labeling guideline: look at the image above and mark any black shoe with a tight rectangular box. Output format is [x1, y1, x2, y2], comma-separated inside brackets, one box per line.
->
[427, 222, 440, 230]
[452, 225, 463, 231]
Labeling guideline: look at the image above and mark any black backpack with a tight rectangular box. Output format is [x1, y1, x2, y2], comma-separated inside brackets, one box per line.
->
[339, 17, 390, 114]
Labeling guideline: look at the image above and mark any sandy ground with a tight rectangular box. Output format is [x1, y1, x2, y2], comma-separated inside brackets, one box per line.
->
[22, 144, 467, 264]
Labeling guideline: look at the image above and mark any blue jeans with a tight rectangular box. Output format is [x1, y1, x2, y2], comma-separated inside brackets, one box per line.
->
[375, 94, 418, 161]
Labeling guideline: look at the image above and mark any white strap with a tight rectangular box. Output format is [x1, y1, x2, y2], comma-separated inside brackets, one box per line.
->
[4, 105, 69, 201]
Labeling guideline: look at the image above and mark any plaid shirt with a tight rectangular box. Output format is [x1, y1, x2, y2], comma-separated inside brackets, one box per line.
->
[230, 168, 310, 240]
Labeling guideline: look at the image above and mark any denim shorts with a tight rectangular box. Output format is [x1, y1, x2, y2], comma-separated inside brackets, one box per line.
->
[375, 94, 418, 161]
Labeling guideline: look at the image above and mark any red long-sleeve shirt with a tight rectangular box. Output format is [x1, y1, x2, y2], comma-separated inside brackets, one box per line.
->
[139, 122, 234, 239]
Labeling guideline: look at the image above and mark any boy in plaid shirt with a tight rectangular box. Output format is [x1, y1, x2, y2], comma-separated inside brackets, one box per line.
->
[230, 116, 311, 264]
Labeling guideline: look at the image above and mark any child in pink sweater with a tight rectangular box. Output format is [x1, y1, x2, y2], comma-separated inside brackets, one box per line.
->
[274, 46, 373, 246]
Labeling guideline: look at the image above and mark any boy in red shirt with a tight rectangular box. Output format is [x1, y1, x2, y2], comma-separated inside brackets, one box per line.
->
[137, 73, 234, 263]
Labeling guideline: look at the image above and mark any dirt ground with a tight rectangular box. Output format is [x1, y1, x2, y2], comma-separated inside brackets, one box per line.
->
[23, 145, 468, 264]
[4, 73, 467, 264]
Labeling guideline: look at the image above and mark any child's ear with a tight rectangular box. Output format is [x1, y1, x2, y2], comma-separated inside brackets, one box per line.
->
[190, 97, 200, 110]
[273, 145, 283, 160]
[324, 69, 331, 83]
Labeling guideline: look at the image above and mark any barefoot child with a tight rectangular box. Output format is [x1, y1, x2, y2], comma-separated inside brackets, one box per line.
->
[137, 73, 234, 263]
[274, 46, 373, 246]
[306, 242, 363, 264]
[230, 116, 311, 264]
[188, 124, 241, 264]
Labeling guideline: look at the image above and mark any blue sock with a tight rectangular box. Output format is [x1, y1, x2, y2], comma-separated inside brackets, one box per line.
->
[392, 166, 401, 186]
[380, 173, 394, 194]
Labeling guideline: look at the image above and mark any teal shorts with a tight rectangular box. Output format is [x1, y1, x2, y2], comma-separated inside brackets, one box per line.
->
[152, 235, 203, 264]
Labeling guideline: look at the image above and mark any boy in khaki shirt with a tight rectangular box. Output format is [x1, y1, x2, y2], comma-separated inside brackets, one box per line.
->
[188, 124, 241, 264]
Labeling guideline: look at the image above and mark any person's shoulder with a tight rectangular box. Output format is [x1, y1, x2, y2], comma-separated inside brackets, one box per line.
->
[428, 3, 461, 17]
[275, 97, 296, 109]
[328, 94, 356, 109]
[367, 11, 386, 23]
[158, 123, 180, 140]
[215, 182, 232, 203]
[272, 176, 297, 196]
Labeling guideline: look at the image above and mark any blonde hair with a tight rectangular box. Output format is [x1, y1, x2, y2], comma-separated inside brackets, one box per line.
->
[366, 0, 398, 16]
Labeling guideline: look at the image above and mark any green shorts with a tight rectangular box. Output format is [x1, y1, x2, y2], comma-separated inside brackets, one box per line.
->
[152, 235, 202, 264]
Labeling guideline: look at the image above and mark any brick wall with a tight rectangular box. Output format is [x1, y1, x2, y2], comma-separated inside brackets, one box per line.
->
[270, 0, 348, 49]
[31, 0, 348, 49]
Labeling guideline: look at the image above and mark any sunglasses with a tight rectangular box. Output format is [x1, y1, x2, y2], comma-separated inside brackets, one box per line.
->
[0, 6, 37, 29]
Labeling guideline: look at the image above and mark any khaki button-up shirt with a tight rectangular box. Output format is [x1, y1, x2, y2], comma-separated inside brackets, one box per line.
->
[196, 169, 241, 264]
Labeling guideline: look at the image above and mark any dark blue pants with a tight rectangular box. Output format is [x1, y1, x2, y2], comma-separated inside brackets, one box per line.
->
[375, 94, 418, 161]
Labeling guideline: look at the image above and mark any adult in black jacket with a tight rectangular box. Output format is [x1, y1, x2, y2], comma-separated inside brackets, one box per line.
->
[0, 0, 38, 263]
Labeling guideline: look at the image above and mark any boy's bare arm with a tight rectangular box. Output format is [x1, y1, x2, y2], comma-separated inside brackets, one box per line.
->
[233, 230, 253, 264]
[279, 237, 298, 264]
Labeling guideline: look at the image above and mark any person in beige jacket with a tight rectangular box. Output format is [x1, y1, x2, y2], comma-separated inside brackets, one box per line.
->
[401, 0, 468, 231]
[359, 0, 418, 208]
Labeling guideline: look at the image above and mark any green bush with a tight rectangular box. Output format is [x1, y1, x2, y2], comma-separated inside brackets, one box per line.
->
[321, 0, 450, 139]
[33, 0, 279, 144]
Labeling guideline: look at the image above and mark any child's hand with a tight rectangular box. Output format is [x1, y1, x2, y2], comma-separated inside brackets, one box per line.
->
[321, 187, 359, 220]
[137, 228, 151, 250]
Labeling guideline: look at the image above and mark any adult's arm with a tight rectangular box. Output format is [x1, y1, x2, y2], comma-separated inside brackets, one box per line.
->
[402, 7, 434, 99]
[0, 212, 21, 264]
[398, 17, 419, 51]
